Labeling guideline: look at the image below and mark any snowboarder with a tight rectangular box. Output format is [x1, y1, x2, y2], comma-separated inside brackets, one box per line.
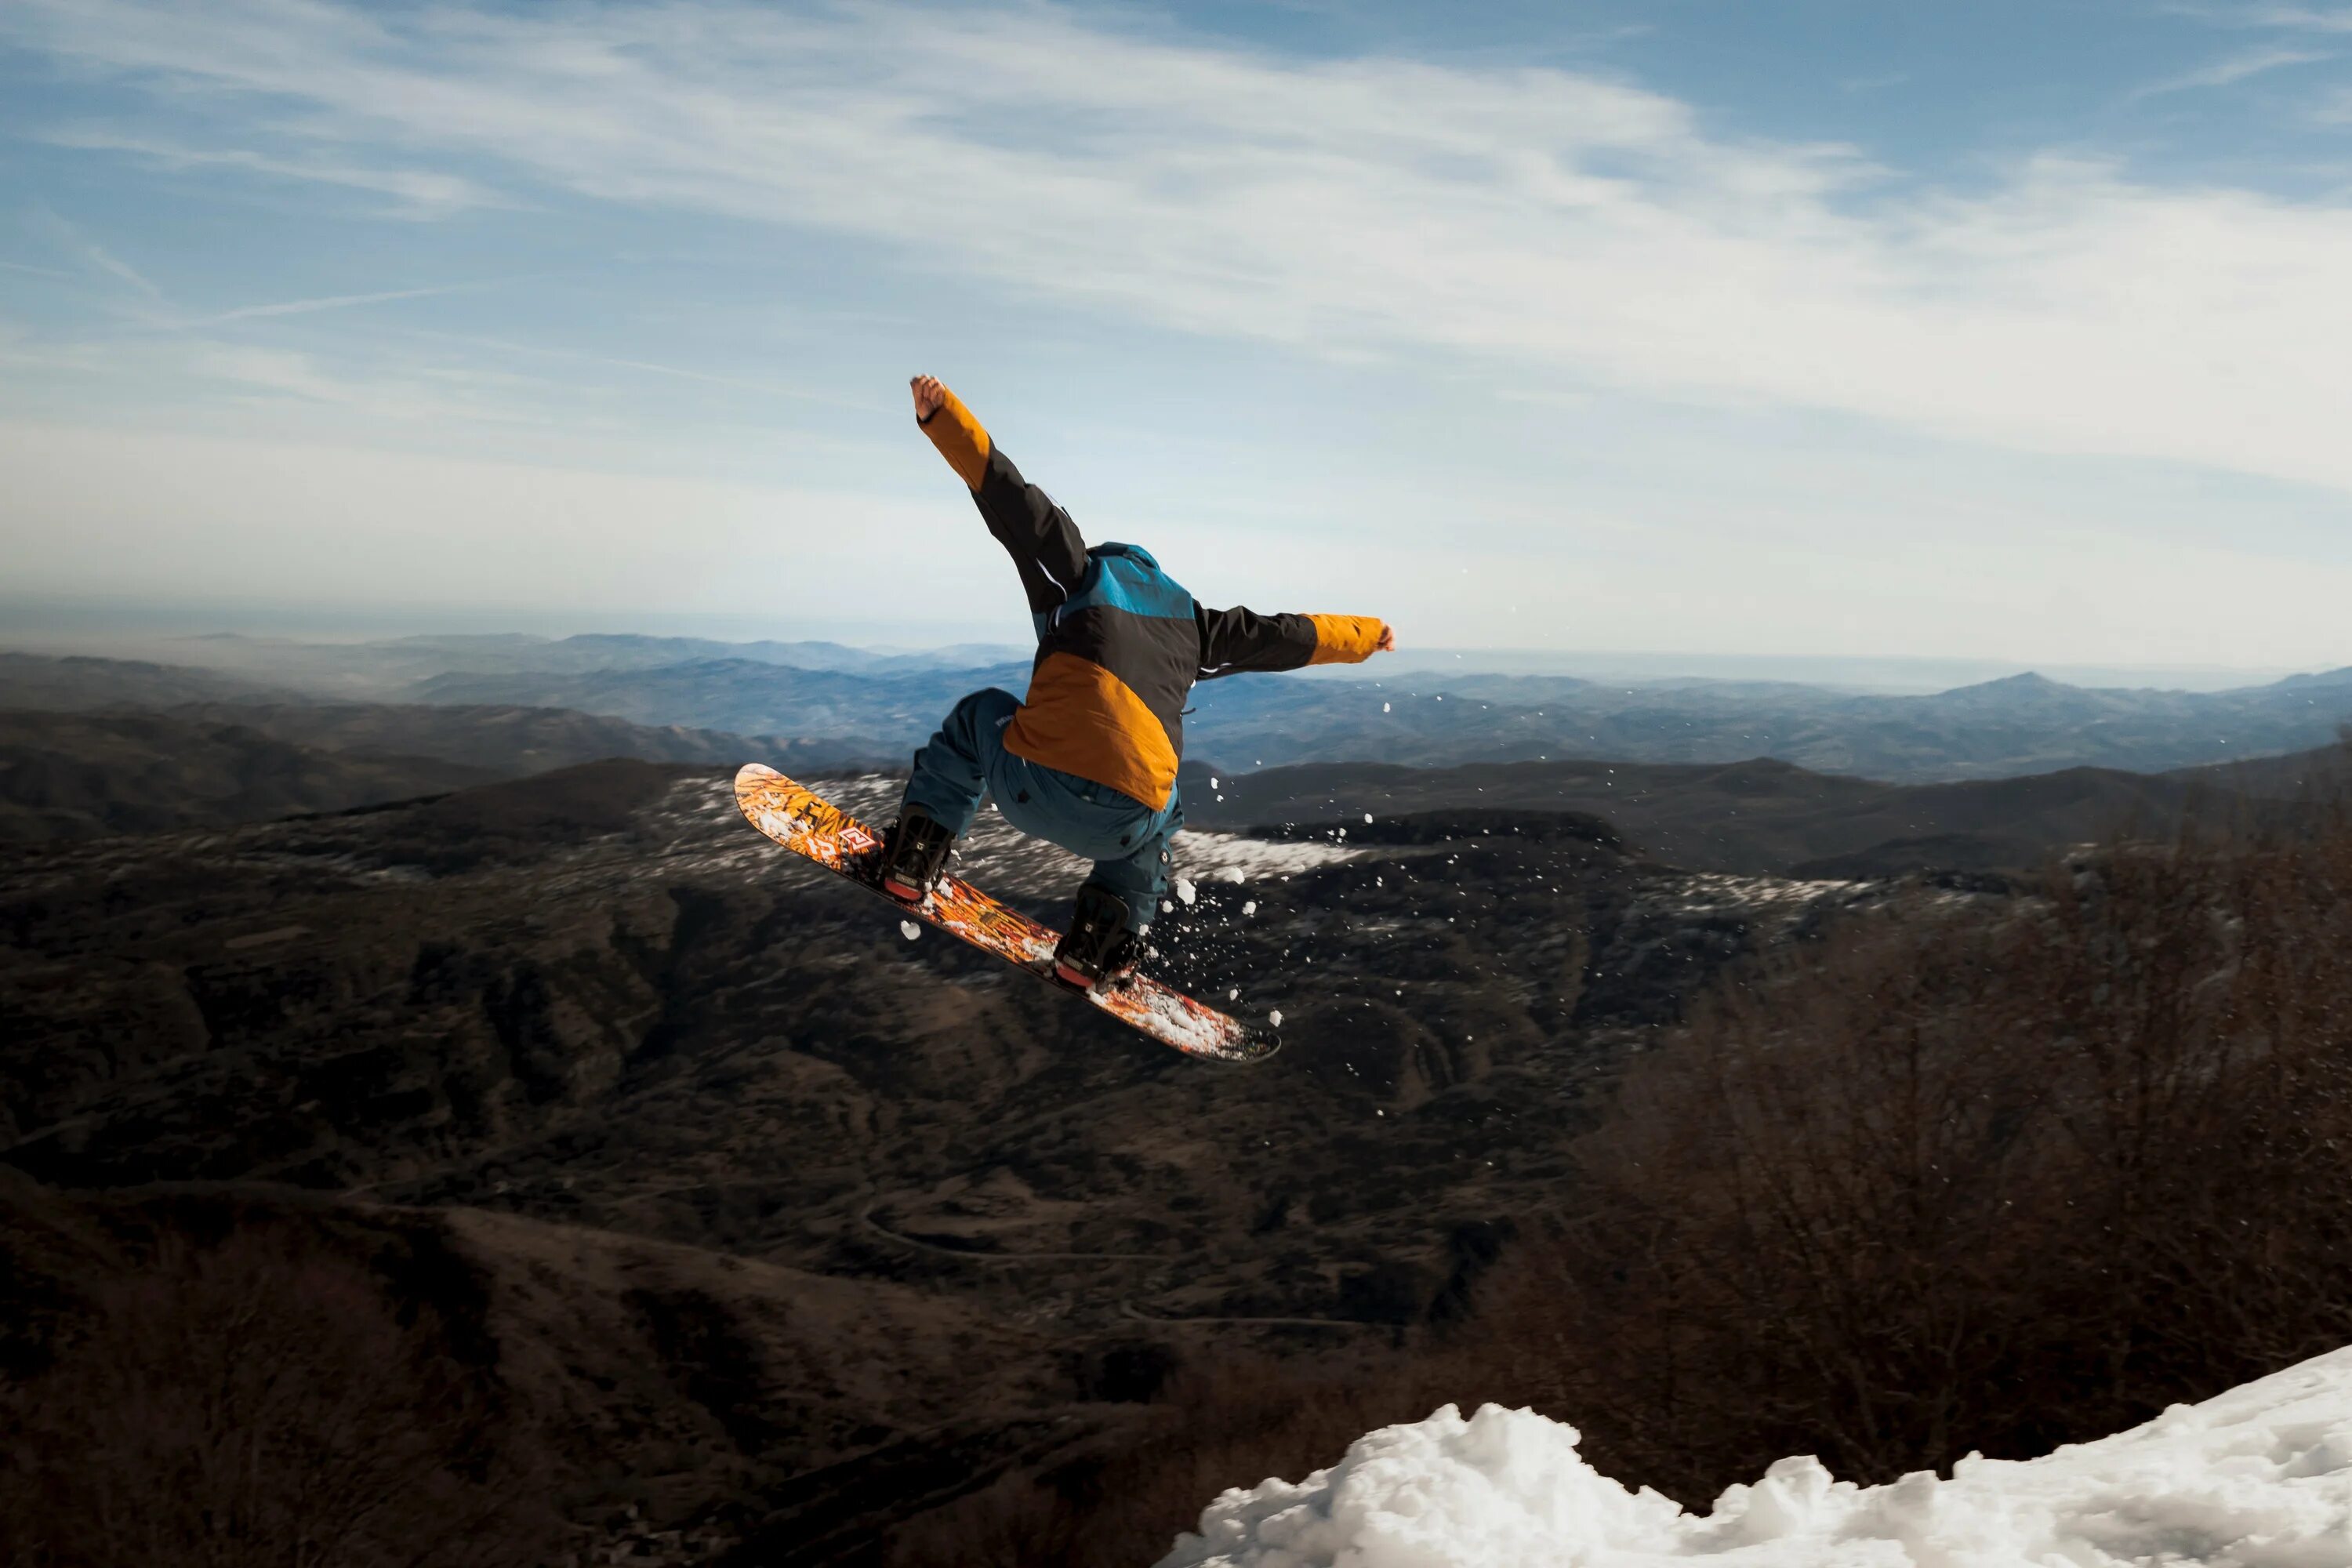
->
[880, 375, 1393, 989]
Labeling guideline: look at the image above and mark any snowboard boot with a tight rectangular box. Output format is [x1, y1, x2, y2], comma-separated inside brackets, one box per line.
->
[879, 808, 956, 902]
[1054, 883, 1145, 990]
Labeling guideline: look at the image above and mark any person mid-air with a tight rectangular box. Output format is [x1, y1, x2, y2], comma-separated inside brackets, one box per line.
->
[878, 375, 1393, 989]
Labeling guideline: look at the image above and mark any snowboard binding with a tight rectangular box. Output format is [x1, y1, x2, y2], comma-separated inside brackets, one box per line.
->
[1054, 883, 1145, 991]
[879, 809, 956, 902]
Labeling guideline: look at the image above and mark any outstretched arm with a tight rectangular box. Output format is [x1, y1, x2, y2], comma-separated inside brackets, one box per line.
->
[1196, 606, 1392, 678]
[913, 375, 1087, 621]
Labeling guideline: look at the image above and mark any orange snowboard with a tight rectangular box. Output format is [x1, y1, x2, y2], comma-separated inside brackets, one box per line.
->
[734, 764, 1278, 1064]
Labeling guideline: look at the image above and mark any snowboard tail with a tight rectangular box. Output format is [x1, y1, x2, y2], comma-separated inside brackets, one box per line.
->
[732, 764, 1277, 1064]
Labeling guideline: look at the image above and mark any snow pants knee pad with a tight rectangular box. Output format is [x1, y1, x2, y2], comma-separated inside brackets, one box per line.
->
[902, 687, 1024, 836]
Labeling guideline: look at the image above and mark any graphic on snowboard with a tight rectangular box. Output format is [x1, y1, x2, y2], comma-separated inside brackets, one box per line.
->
[733, 764, 1278, 1064]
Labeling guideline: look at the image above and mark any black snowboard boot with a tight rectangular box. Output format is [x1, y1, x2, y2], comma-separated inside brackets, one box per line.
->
[878, 808, 956, 902]
[1054, 883, 1145, 989]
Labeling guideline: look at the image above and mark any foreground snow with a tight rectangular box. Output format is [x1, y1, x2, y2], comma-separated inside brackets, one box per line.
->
[1156, 1346, 2352, 1567]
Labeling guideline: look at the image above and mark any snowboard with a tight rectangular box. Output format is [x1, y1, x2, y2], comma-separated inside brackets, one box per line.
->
[732, 764, 1279, 1064]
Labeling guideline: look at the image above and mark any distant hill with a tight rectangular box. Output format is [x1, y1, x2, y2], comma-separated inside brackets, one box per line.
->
[0, 710, 494, 841]
[400, 655, 2352, 784]
[164, 700, 889, 777]
[10, 645, 2352, 789]
[1181, 744, 2349, 877]
[2172, 739, 2352, 800]
[1200, 667, 2352, 781]
[0, 698, 899, 844]
[0, 652, 289, 710]
[142, 632, 1033, 696]
[408, 657, 1032, 748]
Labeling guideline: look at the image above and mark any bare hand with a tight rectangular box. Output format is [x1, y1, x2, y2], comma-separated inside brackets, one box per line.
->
[1374, 622, 1396, 653]
[910, 374, 949, 421]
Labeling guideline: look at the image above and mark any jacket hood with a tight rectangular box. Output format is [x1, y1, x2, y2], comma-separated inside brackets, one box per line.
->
[1088, 542, 1160, 570]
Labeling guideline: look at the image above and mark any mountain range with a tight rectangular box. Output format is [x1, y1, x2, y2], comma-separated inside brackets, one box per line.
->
[2, 690, 2341, 880]
[10, 637, 2352, 785]
[6, 637, 2350, 863]
[365, 655, 2352, 782]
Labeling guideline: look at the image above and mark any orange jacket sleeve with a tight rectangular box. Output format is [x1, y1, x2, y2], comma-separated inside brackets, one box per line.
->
[916, 387, 991, 491]
[1304, 615, 1385, 666]
[1196, 608, 1385, 677]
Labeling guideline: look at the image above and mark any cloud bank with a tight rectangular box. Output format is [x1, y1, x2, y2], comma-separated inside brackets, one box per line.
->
[9, 0, 2352, 495]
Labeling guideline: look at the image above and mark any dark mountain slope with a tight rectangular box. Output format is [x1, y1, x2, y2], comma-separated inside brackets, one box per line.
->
[3, 756, 1923, 1555]
[0, 710, 495, 842]
[1182, 750, 2322, 877]
[0, 1174, 1084, 1564]
[0, 758, 1899, 1319]
[22, 747, 2337, 1559]
[165, 699, 871, 776]
[0, 699, 892, 843]
[2166, 731, 2352, 800]
[0, 651, 289, 709]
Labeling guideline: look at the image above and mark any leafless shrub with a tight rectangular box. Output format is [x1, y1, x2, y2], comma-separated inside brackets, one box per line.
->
[886, 1357, 1456, 1568]
[0, 1225, 553, 1568]
[1485, 804, 2352, 1501]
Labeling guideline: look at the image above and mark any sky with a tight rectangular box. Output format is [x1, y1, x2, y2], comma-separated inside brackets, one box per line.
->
[2, 0, 2350, 670]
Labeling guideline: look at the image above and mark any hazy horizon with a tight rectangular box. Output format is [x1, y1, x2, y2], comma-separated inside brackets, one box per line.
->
[5, 1, 2352, 672]
[0, 597, 2321, 696]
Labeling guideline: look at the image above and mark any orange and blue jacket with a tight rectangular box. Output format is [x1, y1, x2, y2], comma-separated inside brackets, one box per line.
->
[920, 390, 1385, 811]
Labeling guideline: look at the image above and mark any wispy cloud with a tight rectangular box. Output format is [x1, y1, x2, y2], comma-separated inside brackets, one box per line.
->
[185, 283, 488, 326]
[398, 328, 887, 411]
[2129, 44, 2332, 96]
[2220, 4, 2352, 30]
[130, 336, 557, 427]
[0, 258, 77, 278]
[82, 242, 157, 298]
[39, 128, 501, 218]
[9, 0, 2352, 495]
[27, 203, 165, 304]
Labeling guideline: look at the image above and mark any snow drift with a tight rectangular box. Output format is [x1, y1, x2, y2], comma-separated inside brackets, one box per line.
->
[1155, 1345, 2352, 1567]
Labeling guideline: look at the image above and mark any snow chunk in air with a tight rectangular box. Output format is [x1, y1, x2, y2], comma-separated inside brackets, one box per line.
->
[1156, 1344, 2352, 1567]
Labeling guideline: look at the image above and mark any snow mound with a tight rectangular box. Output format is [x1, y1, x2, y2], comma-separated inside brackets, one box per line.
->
[1155, 1346, 2352, 1568]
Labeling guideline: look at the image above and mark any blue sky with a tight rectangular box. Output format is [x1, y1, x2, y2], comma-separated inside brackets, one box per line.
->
[3, 0, 2350, 668]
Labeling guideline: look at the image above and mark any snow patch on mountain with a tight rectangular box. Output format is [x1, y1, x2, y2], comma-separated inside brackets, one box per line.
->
[1176, 833, 1364, 883]
[1156, 1345, 2352, 1567]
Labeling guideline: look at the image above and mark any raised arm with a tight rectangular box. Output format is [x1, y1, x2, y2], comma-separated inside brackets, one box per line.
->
[1196, 606, 1390, 678]
[913, 376, 1088, 621]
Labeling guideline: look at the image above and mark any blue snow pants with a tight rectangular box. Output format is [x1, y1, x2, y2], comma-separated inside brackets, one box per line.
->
[901, 688, 1182, 933]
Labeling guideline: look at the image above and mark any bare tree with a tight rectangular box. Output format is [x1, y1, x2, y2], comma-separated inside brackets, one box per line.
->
[0, 1226, 553, 1568]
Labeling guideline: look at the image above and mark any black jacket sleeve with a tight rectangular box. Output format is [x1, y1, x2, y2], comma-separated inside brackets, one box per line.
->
[973, 445, 1090, 618]
[917, 389, 1087, 618]
[1195, 604, 1322, 678]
